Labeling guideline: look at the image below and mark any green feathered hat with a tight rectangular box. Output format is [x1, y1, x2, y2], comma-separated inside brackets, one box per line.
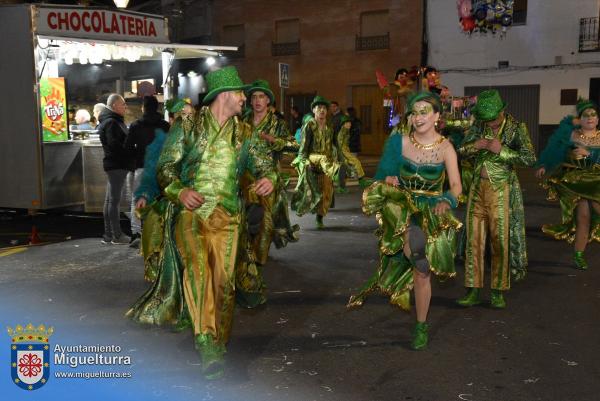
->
[246, 79, 275, 104]
[576, 97, 598, 116]
[406, 91, 442, 114]
[471, 89, 507, 121]
[202, 66, 249, 105]
[310, 95, 330, 110]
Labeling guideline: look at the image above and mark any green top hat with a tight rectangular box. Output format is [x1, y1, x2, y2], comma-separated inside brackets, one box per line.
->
[576, 98, 598, 116]
[310, 95, 330, 110]
[471, 89, 507, 121]
[202, 66, 249, 105]
[339, 114, 352, 125]
[246, 79, 275, 104]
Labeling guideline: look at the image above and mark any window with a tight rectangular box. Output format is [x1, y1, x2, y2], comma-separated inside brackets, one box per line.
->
[275, 18, 300, 43]
[513, 0, 527, 25]
[357, 10, 389, 51]
[273, 18, 300, 56]
[560, 89, 578, 105]
[360, 10, 388, 37]
[222, 24, 245, 58]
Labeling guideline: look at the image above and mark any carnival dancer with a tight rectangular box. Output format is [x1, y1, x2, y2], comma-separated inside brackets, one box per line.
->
[456, 90, 536, 309]
[337, 114, 373, 189]
[236, 79, 300, 307]
[348, 91, 462, 350]
[291, 95, 340, 229]
[127, 67, 275, 379]
[535, 99, 600, 269]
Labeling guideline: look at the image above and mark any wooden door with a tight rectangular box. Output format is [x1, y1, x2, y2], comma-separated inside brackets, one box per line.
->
[351, 85, 387, 155]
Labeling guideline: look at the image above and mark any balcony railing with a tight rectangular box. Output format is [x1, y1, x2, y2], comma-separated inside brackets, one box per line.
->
[579, 17, 600, 52]
[355, 33, 389, 51]
[271, 40, 300, 56]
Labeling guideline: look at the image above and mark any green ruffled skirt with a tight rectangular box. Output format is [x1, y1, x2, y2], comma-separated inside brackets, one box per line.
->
[348, 182, 461, 311]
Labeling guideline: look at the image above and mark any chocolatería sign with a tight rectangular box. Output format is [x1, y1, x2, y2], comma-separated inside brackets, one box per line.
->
[34, 6, 168, 43]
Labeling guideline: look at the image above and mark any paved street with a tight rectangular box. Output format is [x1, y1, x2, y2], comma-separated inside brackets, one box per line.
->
[1, 170, 599, 401]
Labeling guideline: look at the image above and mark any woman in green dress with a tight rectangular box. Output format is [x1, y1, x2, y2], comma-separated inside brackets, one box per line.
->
[535, 99, 600, 269]
[348, 91, 462, 350]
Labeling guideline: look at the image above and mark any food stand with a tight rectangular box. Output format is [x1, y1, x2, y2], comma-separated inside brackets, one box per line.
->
[0, 4, 235, 211]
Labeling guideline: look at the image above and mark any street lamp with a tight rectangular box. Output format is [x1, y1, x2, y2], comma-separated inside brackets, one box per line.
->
[113, 0, 130, 8]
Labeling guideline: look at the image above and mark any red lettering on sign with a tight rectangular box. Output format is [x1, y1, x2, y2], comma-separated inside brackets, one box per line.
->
[119, 15, 127, 34]
[127, 16, 134, 35]
[148, 21, 156, 37]
[57, 12, 69, 30]
[82, 12, 91, 32]
[111, 13, 120, 34]
[69, 12, 81, 31]
[102, 12, 110, 33]
[47, 12, 57, 29]
[135, 18, 143, 36]
[91, 12, 102, 32]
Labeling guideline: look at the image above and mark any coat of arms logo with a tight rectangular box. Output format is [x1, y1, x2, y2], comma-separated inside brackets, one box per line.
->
[7, 323, 53, 390]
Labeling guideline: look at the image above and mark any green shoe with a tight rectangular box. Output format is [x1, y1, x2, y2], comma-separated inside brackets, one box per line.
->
[456, 288, 482, 307]
[171, 317, 192, 333]
[411, 321, 429, 350]
[490, 290, 506, 309]
[195, 335, 225, 380]
[574, 251, 588, 270]
[358, 177, 374, 188]
[316, 215, 324, 229]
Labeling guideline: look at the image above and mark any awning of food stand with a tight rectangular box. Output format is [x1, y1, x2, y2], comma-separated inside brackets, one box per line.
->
[37, 34, 237, 60]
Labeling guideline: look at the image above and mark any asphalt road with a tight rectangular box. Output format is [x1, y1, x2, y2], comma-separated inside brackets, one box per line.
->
[1, 171, 599, 401]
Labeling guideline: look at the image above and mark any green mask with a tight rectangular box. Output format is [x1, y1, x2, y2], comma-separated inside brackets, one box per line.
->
[411, 103, 433, 117]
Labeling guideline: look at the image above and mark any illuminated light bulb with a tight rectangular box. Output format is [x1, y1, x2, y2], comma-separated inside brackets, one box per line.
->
[205, 56, 216, 66]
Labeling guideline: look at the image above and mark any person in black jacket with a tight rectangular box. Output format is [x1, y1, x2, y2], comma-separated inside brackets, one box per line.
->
[125, 95, 171, 247]
[98, 94, 133, 245]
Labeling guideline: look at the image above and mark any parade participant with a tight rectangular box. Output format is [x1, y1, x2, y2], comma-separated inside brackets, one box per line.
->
[457, 90, 536, 309]
[237, 79, 300, 307]
[128, 67, 275, 378]
[336, 114, 373, 188]
[535, 99, 600, 269]
[127, 98, 190, 282]
[125, 95, 171, 248]
[348, 91, 462, 350]
[291, 95, 340, 229]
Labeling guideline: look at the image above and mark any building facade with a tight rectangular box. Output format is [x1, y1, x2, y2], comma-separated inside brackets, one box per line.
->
[210, 0, 424, 154]
[428, 0, 600, 152]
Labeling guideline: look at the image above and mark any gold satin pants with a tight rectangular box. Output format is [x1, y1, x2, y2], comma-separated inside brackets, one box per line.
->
[464, 179, 511, 290]
[175, 206, 240, 344]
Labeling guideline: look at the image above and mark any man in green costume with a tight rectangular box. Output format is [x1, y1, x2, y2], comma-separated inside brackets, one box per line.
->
[236, 79, 300, 307]
[154, 66, 276, 377]
[457, 89, 536, 308]
[291, 95, 340, 228]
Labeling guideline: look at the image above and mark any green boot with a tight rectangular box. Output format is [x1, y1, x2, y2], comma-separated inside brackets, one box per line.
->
[170, 316, 192, 333]
[316, 215, 324, 229]
[411, 321, 429, 350]
[195, 334, 225, 380]
[358, 176, 374, 188]
[456, 288, 482, 307]
[573, 251, 588, 270]
[490, 289, 506, 309]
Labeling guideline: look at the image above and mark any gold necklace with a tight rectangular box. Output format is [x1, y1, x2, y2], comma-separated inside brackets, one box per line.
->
[578, 129, 600, 140]
[409, 132, 445, 150]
